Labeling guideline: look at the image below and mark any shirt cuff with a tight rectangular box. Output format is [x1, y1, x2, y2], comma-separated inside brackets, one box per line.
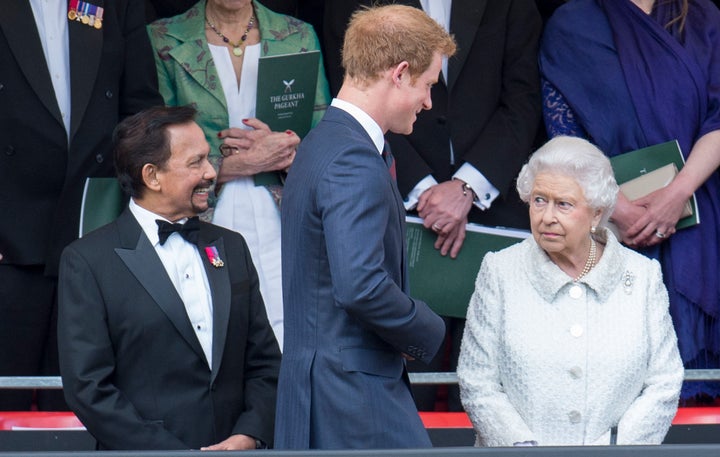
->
[404, 175, 438, 210]
[454, 163, 499, 210]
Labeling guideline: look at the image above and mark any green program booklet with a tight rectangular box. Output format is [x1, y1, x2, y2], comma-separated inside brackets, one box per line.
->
[406, 216, 529, 319]
[609, 140, 699, 230]
[79, 177, 125, 238]
[255, 50, 320, 138]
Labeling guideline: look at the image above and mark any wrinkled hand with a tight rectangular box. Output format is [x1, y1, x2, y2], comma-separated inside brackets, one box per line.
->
[219, 118, 273, 149]
[625, 183, 689, 247]
[218, 118, 300, 183]
[609, 193, 648, 246]
[417, 180, 473, 258]
[201, 434, 256, 451]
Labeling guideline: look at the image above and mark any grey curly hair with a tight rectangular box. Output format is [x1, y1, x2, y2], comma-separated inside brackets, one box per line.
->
[516, 136, 619, 227]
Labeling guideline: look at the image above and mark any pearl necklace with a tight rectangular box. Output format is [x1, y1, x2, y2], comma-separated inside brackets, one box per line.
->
[573, 237, 597, 282]
[206, 13, 255, 57]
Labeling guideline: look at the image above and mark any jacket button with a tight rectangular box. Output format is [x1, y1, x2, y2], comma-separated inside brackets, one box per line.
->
[95, 153, 104, 163]
[105, 90, 113, 99]
[437, 116, 447, 125]
[568, 366, 583, 379]
[4, 145, 15, 156]
[0, 83, 4, 91]
[568, 410, 582, 424]
[211, 383, 217, 392]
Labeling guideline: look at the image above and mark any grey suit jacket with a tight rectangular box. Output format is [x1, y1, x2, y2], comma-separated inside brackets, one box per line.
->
[58, 209, 280, 450]
[275, 106, 445, 449]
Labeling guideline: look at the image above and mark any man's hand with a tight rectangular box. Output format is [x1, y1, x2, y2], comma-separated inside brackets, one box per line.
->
[201, 433, 256, 451]
[416, 180, 474, 258]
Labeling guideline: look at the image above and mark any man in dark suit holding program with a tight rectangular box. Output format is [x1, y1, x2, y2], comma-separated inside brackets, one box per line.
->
[58, 106, 280, 450]
[276, 5, 455, 450]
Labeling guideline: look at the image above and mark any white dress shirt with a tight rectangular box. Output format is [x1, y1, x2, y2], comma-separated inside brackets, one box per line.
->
[129, 200, 214, 367]
[331, 98, 385, 154]
[29, 0, 71, 139]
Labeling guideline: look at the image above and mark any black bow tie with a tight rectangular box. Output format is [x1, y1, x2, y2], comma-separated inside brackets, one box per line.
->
[156, 217, 200, 245]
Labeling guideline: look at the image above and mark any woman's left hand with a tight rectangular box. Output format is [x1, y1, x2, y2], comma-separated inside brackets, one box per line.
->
[217, 118, 300, 183]
[625, 182, 690, 247]
[218, 118, 272, 149]
[626, 130, 720, 247]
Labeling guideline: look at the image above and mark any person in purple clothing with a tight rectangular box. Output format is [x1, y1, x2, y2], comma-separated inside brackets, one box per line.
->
[539, 0, 720, 403]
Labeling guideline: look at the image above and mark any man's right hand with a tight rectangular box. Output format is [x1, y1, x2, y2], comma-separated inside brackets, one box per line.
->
[416, 180, 474, 258]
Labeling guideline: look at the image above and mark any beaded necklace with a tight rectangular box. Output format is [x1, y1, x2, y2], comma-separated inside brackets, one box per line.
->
[206, 13, 255, 57]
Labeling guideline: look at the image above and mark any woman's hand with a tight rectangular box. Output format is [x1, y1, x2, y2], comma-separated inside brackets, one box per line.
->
[612, 183, 686, 248]
[217, 118, 300, 183]
[625, 181, 690, 247]
[610, 193, 650, 245]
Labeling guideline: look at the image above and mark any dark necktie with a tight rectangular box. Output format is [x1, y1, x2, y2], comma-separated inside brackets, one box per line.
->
[156, 217, 200, 245]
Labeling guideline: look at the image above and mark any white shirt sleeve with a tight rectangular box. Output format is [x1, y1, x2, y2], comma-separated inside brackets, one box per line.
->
[453, 163, 500, 210]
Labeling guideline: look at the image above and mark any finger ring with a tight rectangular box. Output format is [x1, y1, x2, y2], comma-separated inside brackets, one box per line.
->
[432, 223, 441, 232]
[655, 231, 666, 238]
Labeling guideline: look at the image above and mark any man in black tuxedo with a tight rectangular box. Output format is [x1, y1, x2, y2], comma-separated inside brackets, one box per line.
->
[0, 0, 161, 410]
[58, 106, 280, 450]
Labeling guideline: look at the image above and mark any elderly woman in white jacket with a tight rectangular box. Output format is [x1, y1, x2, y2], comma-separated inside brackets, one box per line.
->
[457, 136, 683, 446]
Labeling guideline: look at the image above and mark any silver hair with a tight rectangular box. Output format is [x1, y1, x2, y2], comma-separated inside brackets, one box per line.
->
[516, 136, 619, 227]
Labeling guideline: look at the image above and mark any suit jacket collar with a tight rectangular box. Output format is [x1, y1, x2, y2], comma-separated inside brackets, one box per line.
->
[382, 0, 486, 91]
[0, 0, 105, 141]
[447, 0, 486, 92]
[324, 106, 409, 287]
[114, 209, 231, 379]
[68, 0, 105, 141]
[0, 1, 61, 125]
[197, 229, 231, 381]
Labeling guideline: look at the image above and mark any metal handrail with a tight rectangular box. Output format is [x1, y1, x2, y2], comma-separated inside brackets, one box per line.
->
[2, 370, 720, 389]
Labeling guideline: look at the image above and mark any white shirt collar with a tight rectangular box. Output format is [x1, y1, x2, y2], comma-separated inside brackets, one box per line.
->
[128, 199, 189, 247]
[331, 98, 385, 154]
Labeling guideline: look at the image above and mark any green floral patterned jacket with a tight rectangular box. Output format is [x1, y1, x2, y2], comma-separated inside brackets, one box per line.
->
[147, 0, 331, 179]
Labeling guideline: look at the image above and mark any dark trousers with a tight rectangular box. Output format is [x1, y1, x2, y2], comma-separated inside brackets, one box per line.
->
[0, 265, 68, 410]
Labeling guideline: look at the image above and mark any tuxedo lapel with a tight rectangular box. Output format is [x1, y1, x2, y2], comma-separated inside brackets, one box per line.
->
[113, 211, 208, 365]
[68, 0, 104, 141]
[448, 0, 487, 92]
[0, 1, 62, 125]
[197, 230, 231, 381]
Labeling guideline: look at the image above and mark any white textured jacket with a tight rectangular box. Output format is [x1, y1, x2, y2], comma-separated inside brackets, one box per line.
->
[457, 230, 683, 446]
